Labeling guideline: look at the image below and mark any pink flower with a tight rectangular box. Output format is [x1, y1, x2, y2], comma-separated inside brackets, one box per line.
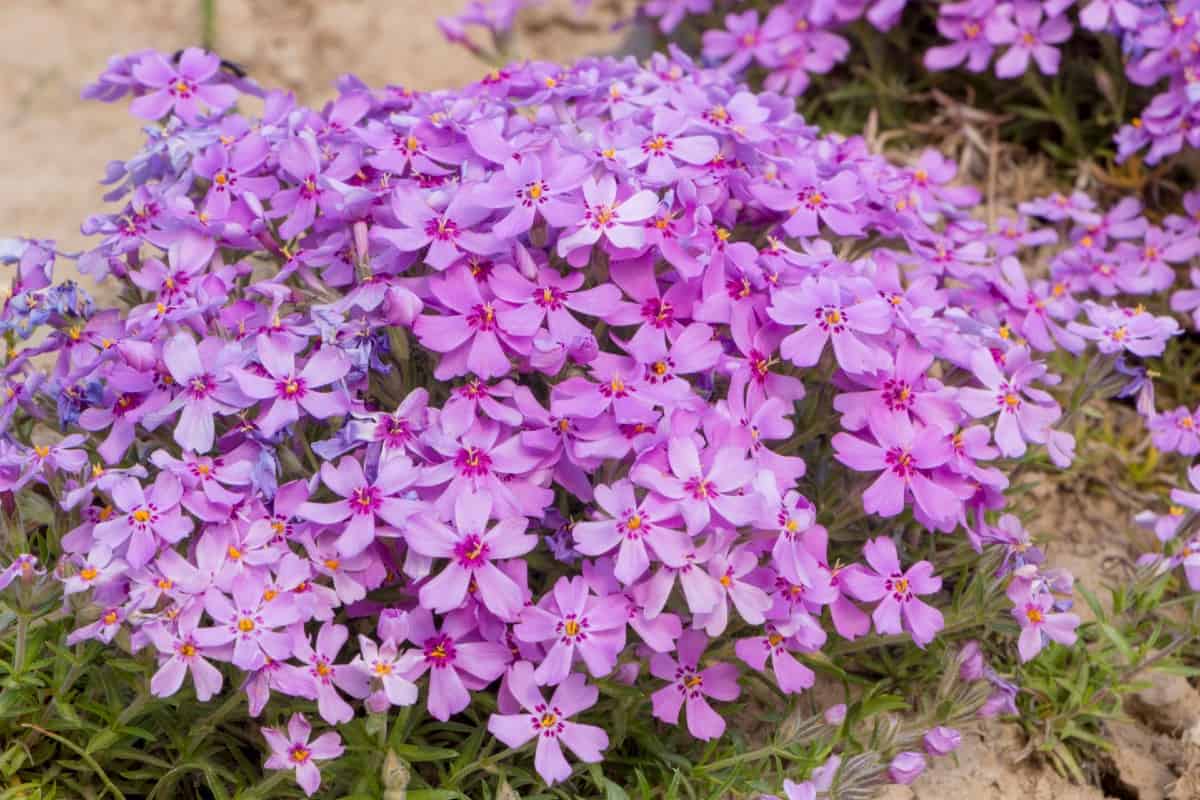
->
[841, 537, 944, 647]
[769, 277, 891, 373]
[233, 336, 351, 437]
[487, 662, 609, 785]
[650, 630, 740, 740]
[406, 490, 535, 620]
[514, 576, 628, 685]
[263, 713, 344, 797]
[129, 48, 238, 124]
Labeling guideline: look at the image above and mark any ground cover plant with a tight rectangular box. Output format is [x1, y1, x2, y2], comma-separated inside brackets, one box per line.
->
[5, 5, 1200, 799]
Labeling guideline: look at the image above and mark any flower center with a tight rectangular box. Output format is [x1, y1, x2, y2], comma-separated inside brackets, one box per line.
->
[1025, 606, 1044, 624]
[80, 567, 98, 581]
[237, 617, 256, 632]
[290, 746, 311, 763]
[539, 712, 559, 729]
[133, 509, 151, 523]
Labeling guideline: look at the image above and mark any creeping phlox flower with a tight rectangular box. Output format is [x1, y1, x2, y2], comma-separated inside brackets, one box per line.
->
[2, 43, 1190, 794]
[512, 0, 1200, 165]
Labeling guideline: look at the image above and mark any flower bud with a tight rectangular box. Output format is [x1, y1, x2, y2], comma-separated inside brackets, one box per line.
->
[923, 726, 961, 756]
[887, 751, 926, 785]
[958, 640, 984, 681]
[378, 608, 409, 643]
[383, 286, 423, 326]
[824, 703, 847, 725]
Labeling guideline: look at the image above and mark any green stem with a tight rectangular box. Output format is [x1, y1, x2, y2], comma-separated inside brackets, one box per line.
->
[200, 0, 217, 51]
[22, 723, 127, 800]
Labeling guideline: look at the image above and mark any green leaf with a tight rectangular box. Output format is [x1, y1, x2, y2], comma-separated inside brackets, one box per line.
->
[1096, 623, 1135, 665]
[392, 744, 460, 762]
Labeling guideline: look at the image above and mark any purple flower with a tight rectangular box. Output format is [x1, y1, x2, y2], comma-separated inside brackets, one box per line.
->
[832, 417, 961, 529]
[618, 111, 719, 185]
[200, 572, 302, 670]
[735, 624, 815, 694]
[405, 608, 510, 721]
[754, 159, 865, 237]
[702, 10, 771, 74]
[487, 662, 609, 785]
[650, 630, 740, 740]
[263, 713, 343, 797]
[1068, 302, 1180, 357]
[769, 277, 891, 373]
[374, 187, 498, 271]
[413, 265, 537, 380]
[986, 3, 1071, 78]
[157, 332, 247, 453]
[557, 175, 659, 259]
[841, 537, 944, 647]
[406, 490, 534, 620]
[94, 473, 192, 568]
[572, 479, 690, 585]
[233, 337, 351, 437]
[888, 751, 927, 784]
[472, 150, 587, 238]
[956, 348, 1060, 457]
[631, 437, 761, 535]
[1010, 587, 1079, 662]
[0, 554, 41, 591]
[515, 576, 628, 685]
[926, 1, 999, 72]
[293, 622, 370, 724]
[297, 455, 420, 557]
[924, 726, 962, 756]
[129, 49, 238, 124]
[146, 611, 224, 702]
[352, 634, 421, 711]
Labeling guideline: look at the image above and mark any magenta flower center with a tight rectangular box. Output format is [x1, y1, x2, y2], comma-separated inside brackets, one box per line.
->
[426, 216, 459, 241]
[520, 180, 549, 205]
[885, 447, 916, 478]
[642, 133, 674, 156]
[129, 504, 160, 529]
[529, 703, 566, 738]
[556, 613, 590, 643]
[882, 379, 914, 411]
[641, 297, 675, 328]
[884, 573, 914, 601]
[187, 373, 217, 399]
[169, 79, 197, 98]
[685, 477, 714, 500]
[815, 305, 848, 332]
[288, 745, 311, 764]
[276, 376, 308, 400]
[674, 665, 705, 698]
[997, 383, 1022, 412]
[423, 634, 457, 668]
[377, 415, 413, 447]
[455, 446, 492, 477]
[453, 534, 490, 568]
[619, 509, 648, 539]
[534, 286, 567, 309]
[467, 303, 497, 331]
[351, 485, 382, 515]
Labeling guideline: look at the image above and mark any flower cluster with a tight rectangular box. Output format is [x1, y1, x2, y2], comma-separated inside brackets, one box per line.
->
[0, 44, 1192, 794]
[498, 0, 1200, 164]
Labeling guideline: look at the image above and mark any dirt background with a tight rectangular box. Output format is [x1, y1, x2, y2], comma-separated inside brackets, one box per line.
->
[0, 0, 633, 253]
[0, 2, 1194, 799]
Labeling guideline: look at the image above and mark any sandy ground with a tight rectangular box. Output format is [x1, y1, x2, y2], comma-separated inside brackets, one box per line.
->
[0, 0, 631, 253]
[1, 3, 1193, 799]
